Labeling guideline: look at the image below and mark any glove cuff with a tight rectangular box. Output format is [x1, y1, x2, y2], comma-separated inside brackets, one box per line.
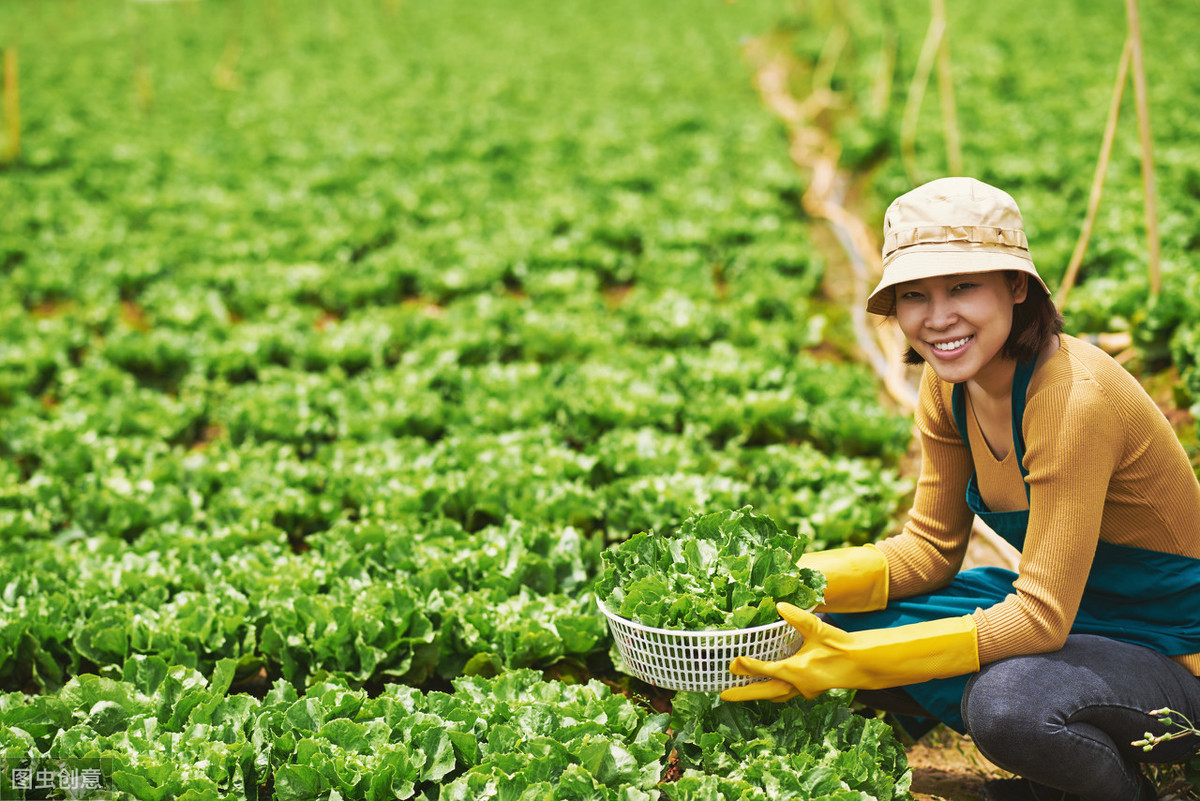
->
[859, 614, 980, 686]
[798, 544, 889, 613]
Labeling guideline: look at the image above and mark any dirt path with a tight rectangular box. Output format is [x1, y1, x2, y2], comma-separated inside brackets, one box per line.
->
[906, 730, 1012, 800]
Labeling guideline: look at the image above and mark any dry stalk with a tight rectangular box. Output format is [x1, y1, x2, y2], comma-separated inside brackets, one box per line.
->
[899, 12, 943, 185]
[212, 0, 244, 91]
[901, 0, 962, 183]
[1059, 39, 1131, 304]
[212, 38, 243, 91]
[1124, 0, 1160, 299]
[2, 49, 18, 163]
[933, 0, 962, 176]
[1062, 0, 1160, 314]
[869, 3, 898, 116]
[812, 24, 848, 96]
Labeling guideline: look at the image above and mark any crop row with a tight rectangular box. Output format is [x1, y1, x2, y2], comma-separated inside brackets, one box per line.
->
[1, 507, 604, 691]
[0, 665, 907, 800]
[0, 423, 909, 693]
[1, 356, 910, 537]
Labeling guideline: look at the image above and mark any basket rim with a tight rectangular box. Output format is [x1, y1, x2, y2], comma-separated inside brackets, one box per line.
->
[597, 597, 808, 638]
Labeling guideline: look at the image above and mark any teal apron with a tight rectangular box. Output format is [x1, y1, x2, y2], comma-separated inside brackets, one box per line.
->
[830, 357, 1200, 733]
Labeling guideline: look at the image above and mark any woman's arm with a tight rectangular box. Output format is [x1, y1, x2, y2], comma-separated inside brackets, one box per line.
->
[876, 365, 976, 598]
[972, 377, 1125, 663]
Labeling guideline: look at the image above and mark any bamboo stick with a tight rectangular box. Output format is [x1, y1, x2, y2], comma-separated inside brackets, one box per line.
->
[900, 10, 944, 184]
[2, 49, 18, 164]
[129, 5, 155, 113]
[1125, 0, 1160, 299]
[932, 0, 962, 175]
[812, 24, 848, 96]
[870, 1, 898, 116]
[212, 0, 243, 91]
[1059, 39, 1131, 304]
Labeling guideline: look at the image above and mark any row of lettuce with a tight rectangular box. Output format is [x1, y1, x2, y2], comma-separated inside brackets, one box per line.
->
[1, 293, 910, 542]
[1, 513, 607, 693]
[1, 664, 907, 801]
[2, 506, 913, 799]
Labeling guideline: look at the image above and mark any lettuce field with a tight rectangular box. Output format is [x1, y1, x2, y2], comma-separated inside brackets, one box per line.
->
[2, 0, 1199, 799]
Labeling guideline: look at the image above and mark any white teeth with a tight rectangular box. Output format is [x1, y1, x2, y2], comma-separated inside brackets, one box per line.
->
[933, 336, 971, 351]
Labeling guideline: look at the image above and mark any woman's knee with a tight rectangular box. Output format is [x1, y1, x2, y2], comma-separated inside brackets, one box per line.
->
[962, 658, 1050, 755]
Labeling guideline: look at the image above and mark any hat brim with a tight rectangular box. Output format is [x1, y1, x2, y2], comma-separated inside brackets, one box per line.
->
[866, 246, 1050, 316]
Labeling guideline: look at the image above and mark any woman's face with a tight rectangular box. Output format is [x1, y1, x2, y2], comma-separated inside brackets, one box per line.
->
[894, 271, 1028, 389]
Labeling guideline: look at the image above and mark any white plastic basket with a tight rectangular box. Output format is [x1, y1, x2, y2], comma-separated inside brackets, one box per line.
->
[598, 600, 805, 693]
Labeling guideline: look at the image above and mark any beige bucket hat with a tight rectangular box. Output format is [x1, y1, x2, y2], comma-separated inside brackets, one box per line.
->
[866, 177, 1051, 316]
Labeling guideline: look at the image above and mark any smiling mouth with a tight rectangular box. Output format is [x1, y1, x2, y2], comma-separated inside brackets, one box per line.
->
[931, 335, 973, 352]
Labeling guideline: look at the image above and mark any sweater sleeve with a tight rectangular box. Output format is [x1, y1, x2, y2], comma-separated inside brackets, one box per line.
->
[876, 365, 976, 597]
[971, 377, 1126, 664]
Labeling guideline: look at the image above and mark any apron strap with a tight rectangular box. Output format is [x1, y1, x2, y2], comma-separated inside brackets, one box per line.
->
[950, 357, 1038, 501]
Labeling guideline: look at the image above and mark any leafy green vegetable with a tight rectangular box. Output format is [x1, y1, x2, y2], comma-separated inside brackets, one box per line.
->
[666, 691, 911, 801]
[596, 507, 825, 630]
[1, 666, 673, 801]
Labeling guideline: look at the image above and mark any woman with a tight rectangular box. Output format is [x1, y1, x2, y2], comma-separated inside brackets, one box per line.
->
[723, 177, 1200, 801]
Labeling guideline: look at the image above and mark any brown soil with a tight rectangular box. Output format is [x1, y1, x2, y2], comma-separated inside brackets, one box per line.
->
[907, 729, 1012, 801]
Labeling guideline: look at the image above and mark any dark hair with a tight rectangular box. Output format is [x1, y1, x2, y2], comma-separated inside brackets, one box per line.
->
[902, 272, 1064, 366]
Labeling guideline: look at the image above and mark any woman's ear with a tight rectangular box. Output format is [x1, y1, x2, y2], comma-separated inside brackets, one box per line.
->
[1009, 271, 1029, 303]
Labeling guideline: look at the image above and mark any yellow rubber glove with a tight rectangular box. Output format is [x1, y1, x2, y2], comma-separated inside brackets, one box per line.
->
[798, 544, 889, 613]
[720, 603, 979, 703]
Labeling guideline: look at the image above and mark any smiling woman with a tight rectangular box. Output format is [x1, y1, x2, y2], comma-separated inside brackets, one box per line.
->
[723, 177, 1200, 801]
[894, 268, 1051, 462]
[895, 271, 1032, 387]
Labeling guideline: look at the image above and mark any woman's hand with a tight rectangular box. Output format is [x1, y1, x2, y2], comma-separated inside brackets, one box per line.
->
[720, 603, 979, 703]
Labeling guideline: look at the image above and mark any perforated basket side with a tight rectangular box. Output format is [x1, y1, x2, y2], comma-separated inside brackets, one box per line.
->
[598, 602, 804, 693]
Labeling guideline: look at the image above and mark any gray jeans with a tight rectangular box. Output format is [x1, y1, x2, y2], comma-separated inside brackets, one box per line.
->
[960, 635, 1200, 801]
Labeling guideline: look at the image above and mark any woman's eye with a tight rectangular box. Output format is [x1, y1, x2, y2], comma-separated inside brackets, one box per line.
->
[899, 291, 923, 301]
[952, 283, 977, 292]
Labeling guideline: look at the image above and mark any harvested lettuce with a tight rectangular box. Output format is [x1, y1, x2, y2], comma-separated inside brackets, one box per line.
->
[596, 506, 825, 630]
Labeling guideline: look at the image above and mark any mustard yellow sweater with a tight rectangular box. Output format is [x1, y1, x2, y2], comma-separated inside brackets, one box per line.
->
[876, 334, 1200, 673]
